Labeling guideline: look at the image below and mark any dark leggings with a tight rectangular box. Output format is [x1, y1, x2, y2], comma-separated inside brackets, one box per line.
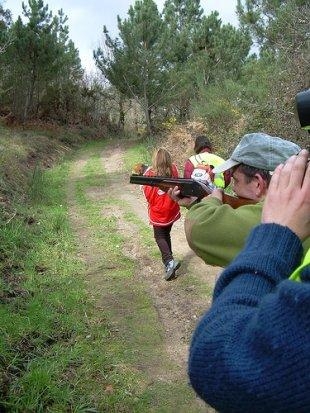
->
[153, 224, 173, 265]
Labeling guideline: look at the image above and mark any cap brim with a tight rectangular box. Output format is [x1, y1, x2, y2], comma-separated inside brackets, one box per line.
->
[213, 159, 240, 174]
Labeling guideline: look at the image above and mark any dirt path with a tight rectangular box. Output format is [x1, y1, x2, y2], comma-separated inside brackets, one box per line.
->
[103, 143, 223, 359]
[68, 141, 222, 412]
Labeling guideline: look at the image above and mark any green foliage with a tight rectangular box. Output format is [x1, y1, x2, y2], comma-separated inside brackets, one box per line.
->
[95, 0, 252, 131]
[1, 0, 83, 123]
[160, 0, 204, 121]
[123, 143, 153, 170]
[0, 157, 88, 411]
[233, 0, 309, 145]
[237, 0, 309, 51]
[191, 79, 244, 152]
[162, 0, 203, 64]
[0, 2, 12, 54]
[0, 0, 308, 143]
[95, 0, 167, 134]
[189, 0, 309, 149]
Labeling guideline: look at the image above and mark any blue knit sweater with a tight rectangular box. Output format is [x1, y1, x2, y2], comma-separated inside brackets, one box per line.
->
[188, 223, 310, 413]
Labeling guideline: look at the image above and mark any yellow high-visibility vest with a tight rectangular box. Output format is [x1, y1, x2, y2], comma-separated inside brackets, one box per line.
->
[190, 153, 226, 188]
[289, 248, 310, 281]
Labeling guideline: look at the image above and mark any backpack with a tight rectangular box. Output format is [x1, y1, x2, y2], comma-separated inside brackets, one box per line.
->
[191, 162, 215, 184]
[189, 153, 226, 188]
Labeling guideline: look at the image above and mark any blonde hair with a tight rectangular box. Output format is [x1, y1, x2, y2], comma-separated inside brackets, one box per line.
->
[152, 148, 173, 177]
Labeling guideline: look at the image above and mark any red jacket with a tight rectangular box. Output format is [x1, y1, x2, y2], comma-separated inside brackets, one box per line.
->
[143, 165, 181, 226]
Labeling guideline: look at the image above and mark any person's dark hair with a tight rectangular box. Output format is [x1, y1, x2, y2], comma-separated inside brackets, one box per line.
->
[194, 135, 212, 154]
[235, 164, 272, 185]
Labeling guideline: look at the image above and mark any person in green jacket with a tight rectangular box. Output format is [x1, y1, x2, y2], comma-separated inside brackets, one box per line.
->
[169, 132, 309, 267]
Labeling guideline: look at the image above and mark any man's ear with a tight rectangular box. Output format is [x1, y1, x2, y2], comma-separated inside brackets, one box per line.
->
[255, 173, 268, 196]
[223, 170, 232, 188]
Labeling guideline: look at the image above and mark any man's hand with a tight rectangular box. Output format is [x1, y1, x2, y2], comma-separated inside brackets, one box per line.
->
[167, 186, 198, 207]
[262, 149, 310, 241]
[208, 188, 224, 202]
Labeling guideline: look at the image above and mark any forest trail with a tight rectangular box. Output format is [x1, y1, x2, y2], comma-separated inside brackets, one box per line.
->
[67, 140, 222, 412]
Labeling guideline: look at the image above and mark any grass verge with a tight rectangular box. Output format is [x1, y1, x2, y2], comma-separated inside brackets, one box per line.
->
[0, 137, 206, 412]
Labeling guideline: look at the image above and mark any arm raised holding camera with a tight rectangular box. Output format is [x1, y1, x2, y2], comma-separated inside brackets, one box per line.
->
[188, 150, 310, 413]
[262, 149, 310, 240]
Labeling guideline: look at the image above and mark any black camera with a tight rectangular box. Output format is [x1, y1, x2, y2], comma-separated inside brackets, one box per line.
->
[296, 88, 310, 131]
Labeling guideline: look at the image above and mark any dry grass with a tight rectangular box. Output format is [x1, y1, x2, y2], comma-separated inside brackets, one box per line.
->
[159, 121, 208, 171]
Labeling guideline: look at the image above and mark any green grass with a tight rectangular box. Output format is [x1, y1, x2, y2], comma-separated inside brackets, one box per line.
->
[0, 138, 207, 412]
[123, 141, 154, 170]
[65, 141, 205, 412]
[0, 158, 93, 411]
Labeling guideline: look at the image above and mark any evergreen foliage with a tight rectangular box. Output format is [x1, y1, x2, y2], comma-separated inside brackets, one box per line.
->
[235, 0, 309, 143]
[94, 0, 167, 134]
[0, 0, 308, 143]
[95, 0, 253, 133]
[0, 3, 12, 54]
[1, 0, 83, 122]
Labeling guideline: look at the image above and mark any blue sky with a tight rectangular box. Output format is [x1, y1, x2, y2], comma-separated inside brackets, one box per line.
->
[6, 0, 239, 73]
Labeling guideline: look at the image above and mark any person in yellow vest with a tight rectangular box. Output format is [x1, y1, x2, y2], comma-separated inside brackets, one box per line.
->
[183, 135, 231, 189]
[188, 149, 310, 412]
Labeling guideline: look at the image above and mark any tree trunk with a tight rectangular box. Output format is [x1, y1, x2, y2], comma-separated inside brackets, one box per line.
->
[143, 88, 153, 135]
[118, 97, 125, 131]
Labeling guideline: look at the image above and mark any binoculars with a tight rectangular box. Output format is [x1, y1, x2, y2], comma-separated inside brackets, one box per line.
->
[296, 89, 310, 131]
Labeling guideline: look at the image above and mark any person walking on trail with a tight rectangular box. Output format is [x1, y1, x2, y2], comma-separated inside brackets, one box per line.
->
[183, 135, 230, 189]
[142, 148, 181, 281]
[169, 133, 308, 268]
[188, 149, 310, 413]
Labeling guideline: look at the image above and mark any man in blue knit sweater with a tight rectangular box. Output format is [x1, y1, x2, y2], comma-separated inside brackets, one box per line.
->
[188, 149, 310, 413]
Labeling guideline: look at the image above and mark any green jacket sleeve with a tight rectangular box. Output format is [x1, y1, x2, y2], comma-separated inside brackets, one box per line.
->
[184, 197, 263, 267]
[185, 197, 310, 268]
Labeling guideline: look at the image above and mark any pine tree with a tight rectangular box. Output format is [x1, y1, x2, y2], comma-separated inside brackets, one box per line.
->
[94, 0, 167, 134]
[3, 0, 82, 122]
[161, 1, 251, 119]
[235, 0, 309, 139]
[161, 0, 204, 120]
[237, 0, 309, 53]
[0, 2, 12, 54]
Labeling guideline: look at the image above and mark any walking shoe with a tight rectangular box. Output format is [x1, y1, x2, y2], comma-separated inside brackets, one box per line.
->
[164, 259, 181, 281]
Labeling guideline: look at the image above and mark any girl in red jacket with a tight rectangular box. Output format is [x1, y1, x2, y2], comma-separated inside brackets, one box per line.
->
[142, 148, 181, 281]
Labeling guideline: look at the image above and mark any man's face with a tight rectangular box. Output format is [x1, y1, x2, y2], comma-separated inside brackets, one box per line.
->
[231, 166, 258, 200]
